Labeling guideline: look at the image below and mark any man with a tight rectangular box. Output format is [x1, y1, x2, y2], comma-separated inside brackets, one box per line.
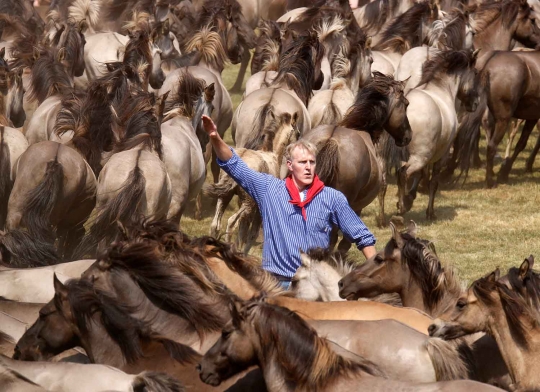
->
[202, 115, 376, 289]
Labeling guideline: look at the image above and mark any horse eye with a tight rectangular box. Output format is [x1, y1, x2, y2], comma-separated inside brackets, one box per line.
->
[222, 330, 231, 339]
[456, 301, 467, 310]
[374, 255, 384, 264]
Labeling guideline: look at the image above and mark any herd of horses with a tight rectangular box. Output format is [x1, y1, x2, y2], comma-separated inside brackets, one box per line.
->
[0, 0, 538, 390]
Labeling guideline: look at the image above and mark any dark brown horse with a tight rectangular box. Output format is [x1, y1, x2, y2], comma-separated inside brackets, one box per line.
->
[250, 19, 281, 75]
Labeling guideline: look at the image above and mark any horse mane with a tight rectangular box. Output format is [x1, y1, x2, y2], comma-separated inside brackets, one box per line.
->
[469, 0, 529, 33]
[100, 241, 230, 336]
[362, 0, 400, 34]
[0, 229, 61, 268]
[398, 233, 462, 315]
[8, 31, 40, 70]
[68, 0, 101, 27]
[507, 262, 540, 312]
[185, 26, 229, 72]
[123, 29, 152, 73]
[27, 48, 72, 104]
[244, 106, 291, 151]
[428, 8, 470, 50]
[164, 71, 205, 121]
[59, 278, 199, 364]
[50, 20, 85, 76]
[305, 247, 358, 276]
[122, 10, 151, 34]
[252, 19, 281, 73]
[0, 13, 31, 40]
[373, 2, 435, 54]
[472, 274, 537, 348]
[271, 33, 324, 106]
[111, 90, 163, 159]
[0, 0, 44, 36]
[191, 236, 286, 297]
[105, 0, 155, 25]
[417, 49, 475, 87]
[339, 72, 401, 138]
[241, 298, 386, 389]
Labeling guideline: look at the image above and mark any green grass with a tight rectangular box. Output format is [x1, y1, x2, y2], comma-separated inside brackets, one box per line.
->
[180, 61, 540, 284]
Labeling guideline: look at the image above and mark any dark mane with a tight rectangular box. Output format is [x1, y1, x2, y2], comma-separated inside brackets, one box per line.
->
[111, 90, 163, 159]
[397, 233, 461, 314]
[244, 109, 292, 151]
[305, 247, 358, 275]
[507, 259, 540, 312]
[251, 19, 281, 74]
[50, 20, 85, 77]
[362, 0, 400, 34]
[8, 32, 40, 70]
[191, 236, 286, 297]
[0, 13, 31, 40]
[429, 8, 470, 50]
[373, 2, 436, 54]
[241, 298, 386, 389]
[164, 71, 205, 119]
[59, 278, 199, 364]
[99, 241, 230, 336]
[0, 0, 44, 36]
[470, 0, 531, 33]
[0, 229, 61, 268]
[472, 274, 535, 348]
[339, 72, 401, 138]
[184, 27, 229, 72]
[123, 30, 152, 73]
[271, 33, 324, 106]
[418, 49, 475, 87]
[27, 48, 72, 104]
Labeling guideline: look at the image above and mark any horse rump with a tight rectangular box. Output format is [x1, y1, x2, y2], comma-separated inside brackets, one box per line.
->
[20, 155, 64, 244]
[132, 371, 185, 392]
[76, 163, 146, 257]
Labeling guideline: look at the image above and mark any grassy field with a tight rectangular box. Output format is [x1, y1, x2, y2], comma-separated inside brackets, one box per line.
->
[180, 62, 540, 284]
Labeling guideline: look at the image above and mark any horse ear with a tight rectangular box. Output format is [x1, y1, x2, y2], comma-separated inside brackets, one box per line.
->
[406, 220, 417, 237]
[53, 274, 68, 299]
[204, 83, 215, 102]
[97, 257, 112, 271]
[528, 255, 535, 269]
[365, 36, 372, 50]
[486, 268, 500, 282]
[300, 250, 311, 267]
[163, 18, 170, 33]
[57, 47, 66, 63]
[0, 47, 5, 60]
[519, 257, 531, 280]
[389, 222, 404, 248]
[291, 112, 299, 127]
[230, 300, 244, 326]
[33, 47, 41, 61]
[78, 19, 88, 34]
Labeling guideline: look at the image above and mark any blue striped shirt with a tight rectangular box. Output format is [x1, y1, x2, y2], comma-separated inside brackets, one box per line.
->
[217, 150, 376, 278]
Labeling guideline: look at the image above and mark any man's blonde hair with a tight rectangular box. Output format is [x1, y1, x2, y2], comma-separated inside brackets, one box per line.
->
[284, 140, 318, 162]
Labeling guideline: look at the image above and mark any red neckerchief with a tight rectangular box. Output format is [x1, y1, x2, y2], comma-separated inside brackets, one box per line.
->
[285, 175, 325, 221]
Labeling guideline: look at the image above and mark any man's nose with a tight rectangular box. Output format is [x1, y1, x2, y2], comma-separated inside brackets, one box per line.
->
[306, 162, 311, 169]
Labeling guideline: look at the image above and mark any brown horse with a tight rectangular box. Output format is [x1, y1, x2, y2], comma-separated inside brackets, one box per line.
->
[303, 72, 411, 253]
[199, 296, 505, 391]
[430, 269, 540, 391]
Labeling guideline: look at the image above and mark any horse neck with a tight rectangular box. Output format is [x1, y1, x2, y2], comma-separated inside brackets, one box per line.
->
[486, 304, 540, 387]
[474, 18, 515, 52]
[399, 273, 426, 310]
[205, 256, 260, 300]
[79, 314, 127, 368]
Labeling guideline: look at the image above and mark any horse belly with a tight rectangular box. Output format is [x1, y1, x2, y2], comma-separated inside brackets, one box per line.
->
[514, 95, 540, 119]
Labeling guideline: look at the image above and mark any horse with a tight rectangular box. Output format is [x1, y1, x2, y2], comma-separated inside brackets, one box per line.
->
[429, 269, 540, 391]
[0, 355, 47, 392]
[451, 50, 540, 188]
[307, 37, 372, 128]
[0, 0, 44, 37]
[161, 71, 214, 224]
[250, 19, 281, 76]
[371, 1, 441, 76]
[291, 247, 401, 305]
[15, 276, 266, 392]
[159, 27, 233, 183]
[205, 111, 299, 253]
[0, 267, 71, 302]
[76, 91, 170, 256]
[302, 72, 411, 253]
[0, 355, 186, 392]
[395, 8, 476, 94]
[232, 32, 324, 151]
[394, 49, 480, 220]
[199, 296, 504, 391]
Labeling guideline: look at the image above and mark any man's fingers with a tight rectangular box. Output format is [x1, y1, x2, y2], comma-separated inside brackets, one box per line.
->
[201, 115, 217, 134]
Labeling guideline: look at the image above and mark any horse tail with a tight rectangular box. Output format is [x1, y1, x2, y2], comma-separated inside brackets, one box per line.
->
[425, 337, 470, 380]
[0, 229, 60, 267]
[132, 371, 185, 392]
[245, 92, 275, 150]
[377, 131, 409, 176]
[76, 151, 146, 257]
[0, 127, 11, 229]
[21, 147, 63, 244]
[68, 0, 101, 30]
[203, 174, 237, 199]
[319, 91, 343, 126]
[316, 132, 340, 188]
[446, 69, 490, 184]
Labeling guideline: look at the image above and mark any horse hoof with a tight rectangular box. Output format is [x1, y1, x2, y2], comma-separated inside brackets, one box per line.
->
[426, 212, 437, 221]
[526, 163, 534, 173]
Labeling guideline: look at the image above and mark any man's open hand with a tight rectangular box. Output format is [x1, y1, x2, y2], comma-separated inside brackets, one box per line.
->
[202, 115, 218, 139]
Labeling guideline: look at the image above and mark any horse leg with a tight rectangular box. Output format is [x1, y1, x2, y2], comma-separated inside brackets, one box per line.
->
[486, 119, 509, 188]
[329, 226, 339, 250]
[211, 150, 220, 183]
[504, 119, 522, 159]
[243, 210, 262, 254]
[526, 124, 540, 172]
[195, 193, 203, 221]
[230, 49, 251, 93]
[377, 172, 387, 228]
[337, 238, 352, 255]
[210, 193, 233, 238]
[225, 203, 248, 244]
[498, 119, 535, 183]
[426, 162, 442, 221]
[397, 164, 421, 215]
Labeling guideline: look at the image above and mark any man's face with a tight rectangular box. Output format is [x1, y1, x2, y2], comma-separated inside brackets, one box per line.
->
[287, 147, 316, 188]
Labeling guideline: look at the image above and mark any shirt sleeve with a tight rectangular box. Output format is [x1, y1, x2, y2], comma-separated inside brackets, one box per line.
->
[217, 148, 276, 206]
[331, 191, 376, 250]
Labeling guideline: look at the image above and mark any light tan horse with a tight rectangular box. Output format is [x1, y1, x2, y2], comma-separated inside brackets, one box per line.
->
[199, 296, 505, 392]
[430, 269, 540, 391]
[205, 112, 299, 253]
